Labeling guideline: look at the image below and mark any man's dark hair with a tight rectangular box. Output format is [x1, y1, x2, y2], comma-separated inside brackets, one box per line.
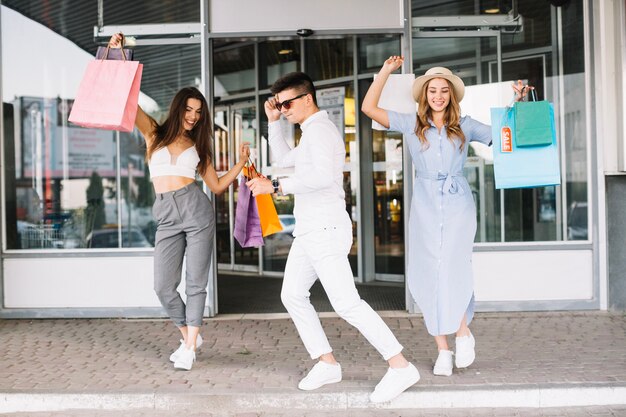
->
[270, 72, 317, 106]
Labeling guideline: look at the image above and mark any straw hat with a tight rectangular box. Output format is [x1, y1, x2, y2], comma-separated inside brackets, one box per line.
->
[412, 67, 465, 103]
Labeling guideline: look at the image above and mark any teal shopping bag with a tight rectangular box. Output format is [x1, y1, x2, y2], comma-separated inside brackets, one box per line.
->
[491, 103, 561, 189]
[513, 90, 553, 147]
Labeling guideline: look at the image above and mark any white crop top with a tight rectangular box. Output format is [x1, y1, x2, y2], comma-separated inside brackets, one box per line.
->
[148, 146, 200, 179]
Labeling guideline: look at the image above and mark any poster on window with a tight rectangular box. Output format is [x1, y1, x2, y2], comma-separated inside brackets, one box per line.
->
[316, 86, 345, 135]
[56, 127, 116, 177]
[19, 96, 116, 179]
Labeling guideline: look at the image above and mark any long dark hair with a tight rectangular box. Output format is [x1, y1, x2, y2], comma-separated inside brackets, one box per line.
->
[147, 87, 213, 175]
[415, 79, 465, 152]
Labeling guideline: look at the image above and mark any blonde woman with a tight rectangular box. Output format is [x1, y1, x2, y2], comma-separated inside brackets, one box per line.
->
[362, 56, 529, 376]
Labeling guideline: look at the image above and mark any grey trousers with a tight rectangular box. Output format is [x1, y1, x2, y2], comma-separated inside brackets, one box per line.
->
[152, 182, 215, 328]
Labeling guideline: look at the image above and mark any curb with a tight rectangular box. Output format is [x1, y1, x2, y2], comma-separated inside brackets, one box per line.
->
[2, 383, 626, 413]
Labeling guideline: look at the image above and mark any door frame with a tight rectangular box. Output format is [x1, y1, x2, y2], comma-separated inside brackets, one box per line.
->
[214, 101, 260, 274]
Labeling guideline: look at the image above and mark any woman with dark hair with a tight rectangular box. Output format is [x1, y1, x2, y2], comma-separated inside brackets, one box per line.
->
[109, 33, 249, 371]
[362, 56, 530, 377]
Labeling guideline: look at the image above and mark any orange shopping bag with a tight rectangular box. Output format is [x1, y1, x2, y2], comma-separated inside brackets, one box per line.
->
[69, 56, 143, 132]
[244, 162, 283, 237]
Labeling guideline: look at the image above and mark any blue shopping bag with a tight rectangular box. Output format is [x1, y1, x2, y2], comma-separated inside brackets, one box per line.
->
[490, 103, 561, 189]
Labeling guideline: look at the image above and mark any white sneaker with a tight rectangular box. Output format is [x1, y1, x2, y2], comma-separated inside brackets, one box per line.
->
[173, 346, 196, 371]
[455, 332, 476, 368]
[433, 350, 453, 376]
[298, 361, 342, 391]
[369, 362, 421, 403]
[169, 334, 203, 363]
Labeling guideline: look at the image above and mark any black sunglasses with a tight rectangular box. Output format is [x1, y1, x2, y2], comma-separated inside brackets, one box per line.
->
[275, 93, 307, 111]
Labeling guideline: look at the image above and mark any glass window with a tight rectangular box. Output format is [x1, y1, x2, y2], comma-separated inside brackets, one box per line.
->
[214, 42, 255, 97]
[373, 129, 405, 275]
[358, 36, 401, 74]
[305, 38, 354, 81]
[2, 7, 201, 250]
[561, 0, 587, 240]
[413, 37, 481, 78]
[103, 0, 200, 24]
[135, 44, 202, 112]
[214, 108, 232, 264]
[412, 0, 515, 16]
[259, 40, 301, 89]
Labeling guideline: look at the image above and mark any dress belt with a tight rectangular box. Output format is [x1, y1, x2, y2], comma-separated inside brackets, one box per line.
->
[415, 170, 465, 195]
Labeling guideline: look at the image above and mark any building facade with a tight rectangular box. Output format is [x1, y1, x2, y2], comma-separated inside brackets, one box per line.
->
[0, 0, 624, 317]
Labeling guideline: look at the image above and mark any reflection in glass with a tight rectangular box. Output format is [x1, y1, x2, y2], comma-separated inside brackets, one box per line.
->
[413, 38, 480, 79]
[305, 38, 354, 81]
[131, 44, 202, 114]
[263, 196, 295, 273]
[260, 41, 301, 89]
[2, 14, 202, 250]
[214, 109, 232, 264]
[372, 130, 404, 275]
[567, 201, 587, 240]
[103, 0, 199, 24]
[5, 95, 120, 250]
[342, 85, 358, 273]
[413, 0, 496, 16]
[358, 36, 401, 74]
[119, 130, 156, 248]
[562, 1, 588, 240]
[233, 106, 258, 267]
[464, 157, 500, 242]
[214, 43, 255, 97]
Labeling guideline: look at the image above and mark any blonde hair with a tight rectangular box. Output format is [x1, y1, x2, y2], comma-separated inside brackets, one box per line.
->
[414, 79, 466, 152]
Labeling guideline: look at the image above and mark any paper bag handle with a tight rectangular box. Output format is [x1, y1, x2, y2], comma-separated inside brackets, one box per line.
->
[101, 34, 129, 61]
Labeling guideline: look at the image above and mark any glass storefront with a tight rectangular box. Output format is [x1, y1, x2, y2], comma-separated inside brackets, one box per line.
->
[0, 0, 600, 316]
[212, 36, 403, 281]
[1, 7, 201, 250]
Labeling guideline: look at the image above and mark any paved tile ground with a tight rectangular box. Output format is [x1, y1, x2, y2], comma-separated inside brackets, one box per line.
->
[2, 406, 626, 417]
[1, 311, 625, 415]
[2, 311, 625, 393]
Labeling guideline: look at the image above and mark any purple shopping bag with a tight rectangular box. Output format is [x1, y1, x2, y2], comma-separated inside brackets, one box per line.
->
[234, 176, 264, 248]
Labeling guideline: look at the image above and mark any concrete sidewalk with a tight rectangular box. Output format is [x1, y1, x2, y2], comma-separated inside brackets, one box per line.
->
[1, 311, 625, 415]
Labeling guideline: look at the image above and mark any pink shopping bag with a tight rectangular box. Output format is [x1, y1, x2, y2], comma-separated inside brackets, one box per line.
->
[69, 59, 143, 132]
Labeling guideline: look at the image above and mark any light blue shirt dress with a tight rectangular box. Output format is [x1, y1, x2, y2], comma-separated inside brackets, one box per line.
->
[387, 110, 492, 336]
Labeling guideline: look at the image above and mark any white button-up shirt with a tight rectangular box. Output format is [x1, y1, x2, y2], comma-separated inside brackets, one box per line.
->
[268, 110, 352, 236]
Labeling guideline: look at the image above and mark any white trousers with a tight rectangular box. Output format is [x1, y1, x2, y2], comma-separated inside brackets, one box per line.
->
[281, 226, 404, 361]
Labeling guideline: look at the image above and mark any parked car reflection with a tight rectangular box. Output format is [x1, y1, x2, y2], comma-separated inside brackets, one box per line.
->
[278, 214, 295, 235]
[264, 214, 296, 259]
[86, 225, 152, 248]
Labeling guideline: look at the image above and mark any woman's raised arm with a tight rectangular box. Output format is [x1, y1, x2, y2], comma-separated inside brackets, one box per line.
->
[361, 56, 404, 129]
[134, 105, 157, 145]
[108, 32, 156, 145]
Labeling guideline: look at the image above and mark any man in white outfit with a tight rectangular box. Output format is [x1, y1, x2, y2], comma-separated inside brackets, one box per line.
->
[247, 72, 420, 403]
